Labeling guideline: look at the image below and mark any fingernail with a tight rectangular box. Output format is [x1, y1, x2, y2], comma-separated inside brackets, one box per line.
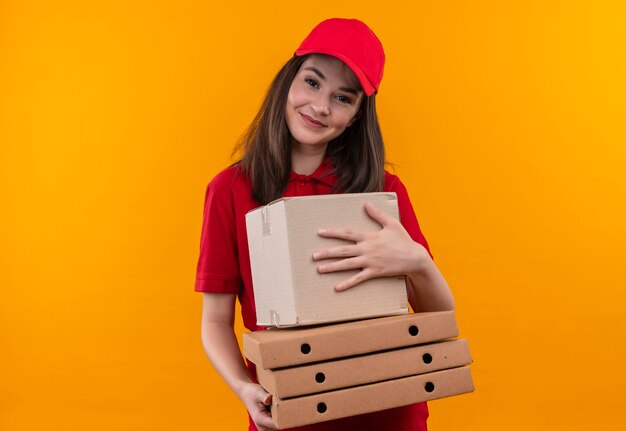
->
[312, 252, 319, 259]
[318, 229, 326, 235]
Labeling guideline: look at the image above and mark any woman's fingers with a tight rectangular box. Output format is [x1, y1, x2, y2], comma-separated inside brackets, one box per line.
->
[316, 256, 365, 274]
[363, 201, 396, 227]
[313, 244, 358, 260]
[254, 417, 276, 431]
[335, 268, 376, 291]
[316, 203, 397, 244]
[252, 398, 276, 430]
[253, 411, 277, 431]
[317, 226, 364, 242]
[242, 384, 277, 430]
[313, 202, 407, 290]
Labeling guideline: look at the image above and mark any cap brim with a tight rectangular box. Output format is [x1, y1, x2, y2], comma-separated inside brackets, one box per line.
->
[295, 48, 377, 96]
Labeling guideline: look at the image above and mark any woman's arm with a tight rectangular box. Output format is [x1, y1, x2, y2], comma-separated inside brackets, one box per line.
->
[404, 247, 455, 312]
[312, 202, 454, 312]
[201, 293, 277, 430]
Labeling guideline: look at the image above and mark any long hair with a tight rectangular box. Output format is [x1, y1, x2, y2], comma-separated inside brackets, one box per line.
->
[234, 55, 386, 204]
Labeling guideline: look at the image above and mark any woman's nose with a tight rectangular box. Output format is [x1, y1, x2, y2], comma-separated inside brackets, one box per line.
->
[311, 97, 330, 116]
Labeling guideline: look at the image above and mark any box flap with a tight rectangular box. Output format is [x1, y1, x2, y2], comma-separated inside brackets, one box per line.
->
[246, 201, 297, 326]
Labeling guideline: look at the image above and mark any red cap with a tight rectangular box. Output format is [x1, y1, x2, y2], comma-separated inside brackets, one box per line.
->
[294, 18, 385, 96]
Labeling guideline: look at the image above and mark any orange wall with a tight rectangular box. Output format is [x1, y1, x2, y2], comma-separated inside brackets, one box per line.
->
[1, 1, 625, 429]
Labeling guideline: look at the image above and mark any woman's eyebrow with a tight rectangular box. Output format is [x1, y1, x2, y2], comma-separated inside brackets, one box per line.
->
[304, 67, 326, 80]
[339, 87, 358, 95]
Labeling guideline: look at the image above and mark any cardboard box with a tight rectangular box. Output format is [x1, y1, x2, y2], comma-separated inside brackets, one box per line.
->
[243, 311, 458, 369]
[270, 366, 474, 429]
[246, 192, 408, 327]
[257, 338, 472, 398]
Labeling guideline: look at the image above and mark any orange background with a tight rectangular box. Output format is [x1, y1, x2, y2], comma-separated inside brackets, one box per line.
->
[1, 1, 625, 429]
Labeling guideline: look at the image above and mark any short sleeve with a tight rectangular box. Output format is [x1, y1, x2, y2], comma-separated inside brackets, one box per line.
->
[194, 173, 242, 294]
[385, 173, 433, 259]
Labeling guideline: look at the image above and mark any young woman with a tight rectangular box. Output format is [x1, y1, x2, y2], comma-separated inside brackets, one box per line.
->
[196, 18, 455, 431]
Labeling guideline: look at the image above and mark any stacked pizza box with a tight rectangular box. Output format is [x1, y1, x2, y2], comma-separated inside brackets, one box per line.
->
[245, 193, 473, 428]
[243, 311, 473, 429]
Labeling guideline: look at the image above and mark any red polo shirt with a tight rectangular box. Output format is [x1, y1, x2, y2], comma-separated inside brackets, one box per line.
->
[195, 158, 431, 431]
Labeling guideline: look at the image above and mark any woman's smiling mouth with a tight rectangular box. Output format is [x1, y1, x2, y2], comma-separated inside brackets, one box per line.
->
[300, 113, 327, 128]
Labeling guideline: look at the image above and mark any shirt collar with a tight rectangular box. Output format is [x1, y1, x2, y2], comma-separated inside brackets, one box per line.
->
[289, 157, 337, 187]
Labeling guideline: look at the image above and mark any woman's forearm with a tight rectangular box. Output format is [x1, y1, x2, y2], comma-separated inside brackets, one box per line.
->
[201, 320, 253, 398]
[406, 249, 455, 312]
[201, 293, 276, 430]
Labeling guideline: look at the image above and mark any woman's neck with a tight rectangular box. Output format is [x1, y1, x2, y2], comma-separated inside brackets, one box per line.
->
[291, 142, 328, 175]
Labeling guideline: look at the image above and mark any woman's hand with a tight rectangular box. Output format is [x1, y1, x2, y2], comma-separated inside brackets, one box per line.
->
[312, 201, 454, 311]
[312, 201, 430, 291]
[238, 382, 277, 431]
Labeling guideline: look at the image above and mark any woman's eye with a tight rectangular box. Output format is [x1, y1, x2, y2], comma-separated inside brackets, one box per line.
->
[336, 95, 353, 105]
[304, 78, 319, 88]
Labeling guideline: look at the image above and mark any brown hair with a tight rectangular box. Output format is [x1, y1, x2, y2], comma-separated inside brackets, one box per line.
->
[234, 55, 386, 204]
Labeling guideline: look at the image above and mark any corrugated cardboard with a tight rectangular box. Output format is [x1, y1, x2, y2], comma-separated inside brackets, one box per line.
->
[257, 338, 472, 398]
[246, 192, 409, 327]
[243, 311, 458, 369]
[270, 366, 474, 429]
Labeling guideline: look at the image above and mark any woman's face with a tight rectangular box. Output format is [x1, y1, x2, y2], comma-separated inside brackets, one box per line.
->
[285, 55, 364, 151]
